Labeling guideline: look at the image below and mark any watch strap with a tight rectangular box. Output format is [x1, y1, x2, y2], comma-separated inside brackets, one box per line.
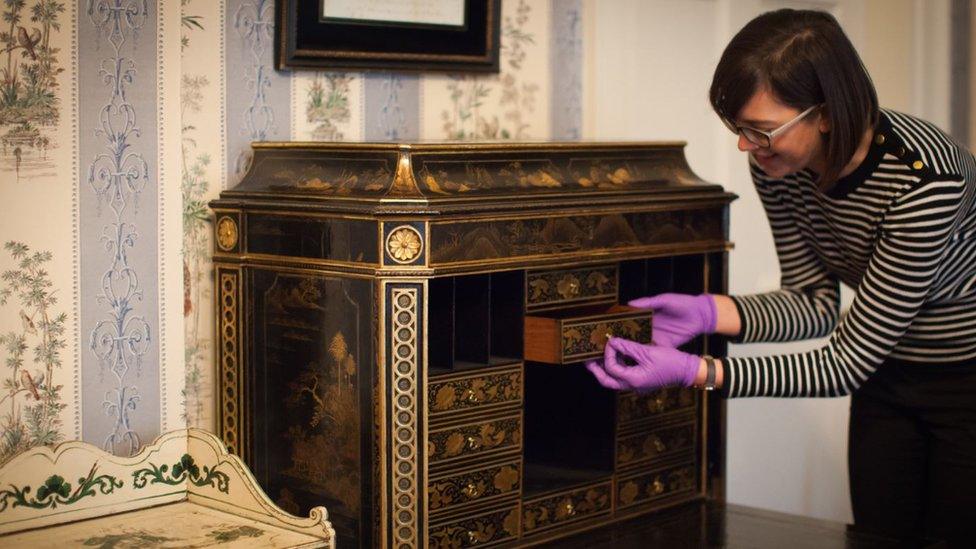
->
[701, 355, 716, 391]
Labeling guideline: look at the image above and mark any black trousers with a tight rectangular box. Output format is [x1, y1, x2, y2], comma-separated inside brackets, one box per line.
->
[849, 358, 976, 548]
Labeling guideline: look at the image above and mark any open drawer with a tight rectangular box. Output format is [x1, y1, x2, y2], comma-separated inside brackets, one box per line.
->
[524, 304, 652, 364]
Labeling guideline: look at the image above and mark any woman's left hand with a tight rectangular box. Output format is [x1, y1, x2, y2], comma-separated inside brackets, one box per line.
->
[585, 336, 701, 391]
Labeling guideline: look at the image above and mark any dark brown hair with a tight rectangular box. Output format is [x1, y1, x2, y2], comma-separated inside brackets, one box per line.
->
[709, 9, 879, 185]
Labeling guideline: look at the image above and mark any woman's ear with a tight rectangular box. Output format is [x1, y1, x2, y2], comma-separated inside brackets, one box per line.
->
[818, 109, 830, 133]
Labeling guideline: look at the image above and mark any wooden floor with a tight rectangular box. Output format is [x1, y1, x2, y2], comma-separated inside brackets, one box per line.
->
[535, 500, 945, 548]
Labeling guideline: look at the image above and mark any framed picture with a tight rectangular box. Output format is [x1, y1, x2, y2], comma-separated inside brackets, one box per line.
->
[275, 0, 501, 73]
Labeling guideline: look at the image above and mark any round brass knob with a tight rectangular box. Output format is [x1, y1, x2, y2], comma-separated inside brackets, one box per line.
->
[462, 482, 481, 499]
[652, 395, 666, 412]
[652, 436, 666, 453]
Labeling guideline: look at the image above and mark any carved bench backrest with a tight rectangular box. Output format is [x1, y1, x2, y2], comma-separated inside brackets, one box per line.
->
[0, 429, 188, 535]
[0, 428, 334, 545]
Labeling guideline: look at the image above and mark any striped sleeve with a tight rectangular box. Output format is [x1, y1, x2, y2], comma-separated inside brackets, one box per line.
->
[722, 177, 970, 398]
[730, 164, 840, 343]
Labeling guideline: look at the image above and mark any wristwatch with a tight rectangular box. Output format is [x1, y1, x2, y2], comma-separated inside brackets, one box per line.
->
[699, 355, 717, 391]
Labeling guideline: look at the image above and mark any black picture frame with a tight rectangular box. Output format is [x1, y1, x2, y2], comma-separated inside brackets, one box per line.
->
[275, 0, 501, 73]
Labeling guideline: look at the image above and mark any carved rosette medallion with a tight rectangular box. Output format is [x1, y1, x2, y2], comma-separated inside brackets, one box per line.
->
[390, 287, 419, 547]
[216, 216, 239, 251]
[386, 225, 423, 264]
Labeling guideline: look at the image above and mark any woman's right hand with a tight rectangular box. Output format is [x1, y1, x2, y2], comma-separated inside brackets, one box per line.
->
[628, 293, 717, 349]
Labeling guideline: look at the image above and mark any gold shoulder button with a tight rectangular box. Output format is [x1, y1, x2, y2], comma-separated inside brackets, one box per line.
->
[874, 134, 886, 145]
[912, 160, 924, 170]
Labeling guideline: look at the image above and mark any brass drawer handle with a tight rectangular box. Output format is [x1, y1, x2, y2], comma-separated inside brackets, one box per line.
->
[557, 275, 581, 299]
[466, 436, 481, 451]
[651, 394, 667, 412]
[466, 530, 480, 544]
[566, 280, 580, 296]
[462, 482, 482, 499]
[652, 478, 665, 495]
[652, 436, 666, 453]
[565, 502, 576, 516]
[464, 388, 480, 404]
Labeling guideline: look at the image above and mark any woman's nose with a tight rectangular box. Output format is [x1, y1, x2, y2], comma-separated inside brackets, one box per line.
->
[737, 133, 758, 152]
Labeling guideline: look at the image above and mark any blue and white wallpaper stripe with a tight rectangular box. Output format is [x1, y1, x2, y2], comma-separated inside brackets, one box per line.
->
[79, 0, 159, 454]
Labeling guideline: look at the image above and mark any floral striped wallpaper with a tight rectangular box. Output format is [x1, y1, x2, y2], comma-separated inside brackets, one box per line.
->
[0, 0, 583, 459]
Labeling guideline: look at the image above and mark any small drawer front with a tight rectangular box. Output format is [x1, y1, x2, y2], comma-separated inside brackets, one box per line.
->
[429, 505, 521, 548]
[616, 462, 699, 510]
[429, 460, 522, 515]
[429, 366, 523, 419]
[526, 264, 618, 309]
[429, 414, 522, 466]
[525, 305, 652, 364]
[521, 482, 612, 536]
[617, 387, 698, 424]
[616, 421, 697, 470]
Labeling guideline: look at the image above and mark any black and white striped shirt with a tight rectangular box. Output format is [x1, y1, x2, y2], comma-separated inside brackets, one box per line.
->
[722, 109, 976, 398]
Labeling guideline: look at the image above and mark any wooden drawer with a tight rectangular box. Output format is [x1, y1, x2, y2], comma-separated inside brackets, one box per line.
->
[428, 413, 522, 467]
[617, 387, 698, 425]
[521, 481, 613, 537]
[429, 504, 521, 548]
[526, 264, 618, 310]
[524, 304, 652, 364]
[429, 458, 522, 516]
[616, 421, 697, 470]
[616, 461, 699, 511]
[428, 365, 523, 421]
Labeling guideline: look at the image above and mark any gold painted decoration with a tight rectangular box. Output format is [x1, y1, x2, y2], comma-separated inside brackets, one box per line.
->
[555, 274, 581, 300]
[561, 316, 650, 360]
[493, 466, 519, 493]
[431, 209, 724, 266]
[618, 387, 697, 424]
[281, 327, 362, 514]
[243, 156, 394, 196]
[427, 462, 521, 513]
[527, 265, 618, 308]
[522, 484, 611, 534]
[429, 507, 519, 548]
[216, 216, 239, 251]
[415, 157, 649, 195]
[429, 417, 521, 463]
[616, 422, 696, 468]
[386, 226, 423, 264]
[616, 464, 698, 509]
[428, 369, 522, 415]
[619, 481, 639, 506]
[586, 270, 612, 293]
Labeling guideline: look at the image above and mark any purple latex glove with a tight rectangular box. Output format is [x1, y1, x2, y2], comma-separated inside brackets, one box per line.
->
[585, 337, 700, 392]
[628, 293, 716, 349]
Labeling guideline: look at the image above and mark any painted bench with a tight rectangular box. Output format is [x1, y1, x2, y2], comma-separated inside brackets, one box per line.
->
[0, 428, 334, 548]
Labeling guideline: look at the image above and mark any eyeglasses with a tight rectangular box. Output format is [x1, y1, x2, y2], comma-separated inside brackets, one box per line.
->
[721, 104, 821, 148]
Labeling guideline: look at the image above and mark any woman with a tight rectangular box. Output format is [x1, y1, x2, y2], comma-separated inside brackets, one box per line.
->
[586, 8, 976, 547]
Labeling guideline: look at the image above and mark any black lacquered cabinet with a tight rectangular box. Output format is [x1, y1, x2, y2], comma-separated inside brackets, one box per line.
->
[211, 142, 735, 547]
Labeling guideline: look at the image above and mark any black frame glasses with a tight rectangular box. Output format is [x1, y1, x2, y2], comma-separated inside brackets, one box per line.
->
[722, 104, 821, 148]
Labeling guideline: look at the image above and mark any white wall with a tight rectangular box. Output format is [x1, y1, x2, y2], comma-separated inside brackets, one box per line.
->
[584, 0, 952, 523]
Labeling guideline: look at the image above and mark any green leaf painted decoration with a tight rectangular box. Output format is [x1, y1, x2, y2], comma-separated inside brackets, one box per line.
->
[132, 454, 230, 493]
[0, 464, 122, 511]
